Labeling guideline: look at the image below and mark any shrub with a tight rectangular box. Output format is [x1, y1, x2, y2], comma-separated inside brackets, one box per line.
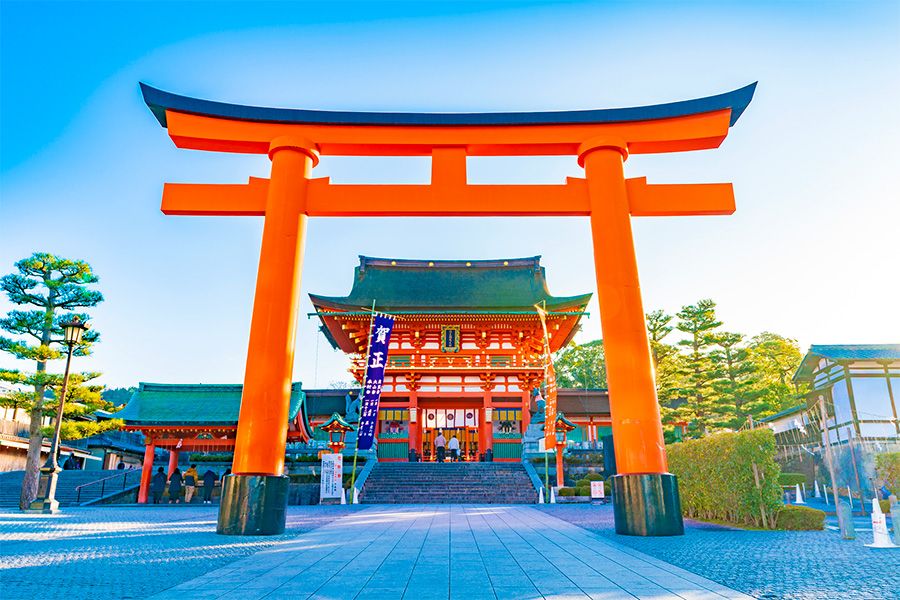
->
[778, 473, 807, 487]
[668, 428, 782, 529]
[584, 473, 604, 481]
[875, 452, 900, 490]
[575, 478, 590, 488]
[775, 505, 825, 530]
[879, 499, 892, 514]
[557, 487, 575, 497]
[575, 486, 592, 496]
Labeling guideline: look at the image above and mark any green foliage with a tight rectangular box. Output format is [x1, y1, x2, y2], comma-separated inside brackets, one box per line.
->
[557, 487, 576, 497]
[778, 472, 808, 487]
[102, 387, 137, 406]
[553, 340, 606, 389]
[746, 333, 806, 416]
[575, 478, 590, 488]
[583, 472, 604, 481]
[667, 428, 783, 528]
[575, 486, 591, 496]
[875, 452, 900, 489]
[775, 505, 825, 530]
[879, 499, 892, 514]
[189, 453, 234, 463]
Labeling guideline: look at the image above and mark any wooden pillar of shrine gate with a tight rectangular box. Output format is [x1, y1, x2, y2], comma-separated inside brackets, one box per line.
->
[580, 139, 684, 536]
[167, 449, 179, 476]
[138, 440, 155, 504]
[217, 136, 317, 536]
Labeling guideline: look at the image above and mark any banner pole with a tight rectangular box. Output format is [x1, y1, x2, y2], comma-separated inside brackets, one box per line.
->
[349, 300, 377, 501]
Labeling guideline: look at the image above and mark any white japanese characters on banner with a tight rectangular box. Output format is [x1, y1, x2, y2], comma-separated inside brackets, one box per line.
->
[319, 453, 343, 500]
[356, 314, 395, 450]
[536, 304, 557, 450]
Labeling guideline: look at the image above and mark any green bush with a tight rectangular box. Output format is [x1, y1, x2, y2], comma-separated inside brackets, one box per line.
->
[778, 473, 807, 487]
[575, 478, 590, 488]
[188, 453, 233, 462]
[668, 428, 782, 529]
[879, 499, 892, 514]
[584, 473, 604, 481]
[775, 505, 825, 530]
[557, 487, 576, 497]
[875, 452, 900, 490]
[575, 486, 592, 496]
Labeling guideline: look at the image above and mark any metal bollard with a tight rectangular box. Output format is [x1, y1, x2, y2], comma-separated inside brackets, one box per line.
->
[838, 501, 855, 540]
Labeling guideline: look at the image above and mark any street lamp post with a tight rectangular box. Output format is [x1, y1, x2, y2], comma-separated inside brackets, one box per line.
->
[31, 316, 89, 514]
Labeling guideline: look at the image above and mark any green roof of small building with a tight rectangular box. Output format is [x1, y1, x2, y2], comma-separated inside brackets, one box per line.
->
[309, 256, 591, 312]
[758, 404, 806, 423]
[116, 382, 304, 427]
[794, 344, 900, 380]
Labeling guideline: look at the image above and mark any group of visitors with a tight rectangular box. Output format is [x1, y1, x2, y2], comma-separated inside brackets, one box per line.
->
[433, 431, 461, 462]
[149, 463, 229, 504]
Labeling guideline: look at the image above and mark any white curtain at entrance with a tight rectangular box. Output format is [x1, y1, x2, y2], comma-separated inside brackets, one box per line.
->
[427, 408, 478, 429]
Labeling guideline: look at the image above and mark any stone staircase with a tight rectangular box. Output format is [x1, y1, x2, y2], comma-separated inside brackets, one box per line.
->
[0, 469, 141, 509]
[361, 462, 538, 504]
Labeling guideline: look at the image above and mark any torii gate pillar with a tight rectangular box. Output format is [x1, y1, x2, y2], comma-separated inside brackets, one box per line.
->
[140, 81, 756, 537]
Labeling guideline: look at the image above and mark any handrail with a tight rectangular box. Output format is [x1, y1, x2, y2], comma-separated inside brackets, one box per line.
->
[74, 470, 141, 504]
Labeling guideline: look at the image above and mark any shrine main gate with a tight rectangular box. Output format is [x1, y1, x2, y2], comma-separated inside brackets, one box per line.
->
[141, 81, 756, 536]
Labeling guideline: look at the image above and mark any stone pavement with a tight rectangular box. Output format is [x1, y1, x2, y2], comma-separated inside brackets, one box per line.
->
[150, 505, 750, 599]
[0, 505, 360, 599]
[544, 504, 900, 600]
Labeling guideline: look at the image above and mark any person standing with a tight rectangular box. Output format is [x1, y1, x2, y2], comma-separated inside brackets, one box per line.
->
[150, 467, 167, 504]
[168, 468, 183, 504]
[448, 434, 460, 462]
[201, 468, 218, 504]
[63, 454, 77, 470]
[183, 464, 199, 503]
[434, 431, 447, 463]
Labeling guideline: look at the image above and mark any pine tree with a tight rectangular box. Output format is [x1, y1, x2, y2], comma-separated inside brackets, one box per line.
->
[645, 309, 684, 426]
[675, 299, 722, 436]
[709, 332, 757, 429]
[0, 253, 105, 509]
[747, 332, 808, 415]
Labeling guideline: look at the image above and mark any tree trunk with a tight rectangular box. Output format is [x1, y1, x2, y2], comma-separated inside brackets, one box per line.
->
[19, 385, 45, 509]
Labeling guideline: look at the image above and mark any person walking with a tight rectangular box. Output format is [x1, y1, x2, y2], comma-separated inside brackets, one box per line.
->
[202, 468, 217, 504]
[150, 467, 167, 504]
[434, 430, 447, 463]
[168, 468, 183, 504]
[183, 464, 199, 503]
[448, 434, 460, 462]
[63, 454, 77, 470]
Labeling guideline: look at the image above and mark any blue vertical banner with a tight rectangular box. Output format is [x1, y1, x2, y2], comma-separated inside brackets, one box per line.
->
[356, 313, 395, 451]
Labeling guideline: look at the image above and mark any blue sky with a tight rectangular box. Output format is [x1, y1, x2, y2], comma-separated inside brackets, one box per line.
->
[1, 1, 898, 388]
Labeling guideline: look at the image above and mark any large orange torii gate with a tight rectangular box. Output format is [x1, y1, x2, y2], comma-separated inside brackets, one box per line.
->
[141, 82, 756, 536]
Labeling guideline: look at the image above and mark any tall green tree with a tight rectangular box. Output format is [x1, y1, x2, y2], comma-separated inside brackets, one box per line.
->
[747, 332, 807, 415]
[0, 253, 104, 509]
[675, 299, 722, 435]
[709, 332, 757, 429]
[553, 339, 607, 389]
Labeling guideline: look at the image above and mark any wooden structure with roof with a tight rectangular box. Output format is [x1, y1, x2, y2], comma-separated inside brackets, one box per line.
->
[118, 383, 307, 503]
[312, 256, 589, 463]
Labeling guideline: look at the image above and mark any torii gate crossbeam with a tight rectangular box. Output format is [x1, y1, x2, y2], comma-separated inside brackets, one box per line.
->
[141, 82, 756, 537]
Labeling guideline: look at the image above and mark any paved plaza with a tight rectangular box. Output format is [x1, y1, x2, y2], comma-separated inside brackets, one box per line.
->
[2, 503, 897, 599]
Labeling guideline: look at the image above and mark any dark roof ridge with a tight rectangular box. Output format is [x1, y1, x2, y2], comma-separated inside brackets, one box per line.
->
[358, 256, 541, 270]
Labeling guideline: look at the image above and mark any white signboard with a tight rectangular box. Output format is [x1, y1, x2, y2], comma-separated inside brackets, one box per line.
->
[590, 481, 605, 499]
[320, 453, 343, 500]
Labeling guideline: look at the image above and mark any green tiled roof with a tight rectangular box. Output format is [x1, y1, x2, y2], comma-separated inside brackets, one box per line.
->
[758, 404, 805, 423]
[116, 382, 304, 427]
[310, 256, 591, 312]
[794, 344, 900, 381]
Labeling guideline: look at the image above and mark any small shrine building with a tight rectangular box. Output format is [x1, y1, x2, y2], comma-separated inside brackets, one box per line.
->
[311, 256, 592, 462]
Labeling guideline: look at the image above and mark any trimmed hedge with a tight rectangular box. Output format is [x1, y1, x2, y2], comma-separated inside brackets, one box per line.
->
[775, 505, 825, 530]
[575, 486, 592, 496]
[668, 428, 782, 528]
[575, 478, 591, 488]
[778, 472, 807, 487]
[558, 487, 576, 497]
[584, 473, 604, 481]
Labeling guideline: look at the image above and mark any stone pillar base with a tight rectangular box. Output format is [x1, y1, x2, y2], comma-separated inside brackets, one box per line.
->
[216, 474, 289, 536]
[612, 473, 684, 536]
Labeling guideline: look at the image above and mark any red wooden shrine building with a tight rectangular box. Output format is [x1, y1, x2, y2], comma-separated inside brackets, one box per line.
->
[311, 255, 590, 462]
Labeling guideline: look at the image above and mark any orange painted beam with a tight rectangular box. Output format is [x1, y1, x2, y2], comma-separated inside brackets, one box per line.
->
[165, 108, 732, 157]
[625, 177, 735, 216]
[162, 177, 269, 216]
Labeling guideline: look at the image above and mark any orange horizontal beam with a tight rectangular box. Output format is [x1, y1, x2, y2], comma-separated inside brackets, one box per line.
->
[165, 108, 732, 157]
[162, 177, 268, 215]
[626, 177, 735, 216]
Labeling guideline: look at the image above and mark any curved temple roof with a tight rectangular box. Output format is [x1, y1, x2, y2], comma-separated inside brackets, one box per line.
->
[140, 82, 757, 129]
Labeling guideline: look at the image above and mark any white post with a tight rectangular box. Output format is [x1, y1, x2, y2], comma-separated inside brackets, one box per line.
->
[538, 487, 545, 504]
[550, 488, 556, 504]
[865, 498, 898, 548]
[340, 488, 347, 505]
[795, 483, 805, 504]
[352, 486, 360, 505]
[847, 486, 854, 510]
[814, 479, 821, 498]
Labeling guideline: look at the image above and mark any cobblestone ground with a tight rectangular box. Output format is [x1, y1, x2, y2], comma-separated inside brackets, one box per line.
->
[0, 505, 363, 600]
[541, 504, 900, 600]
